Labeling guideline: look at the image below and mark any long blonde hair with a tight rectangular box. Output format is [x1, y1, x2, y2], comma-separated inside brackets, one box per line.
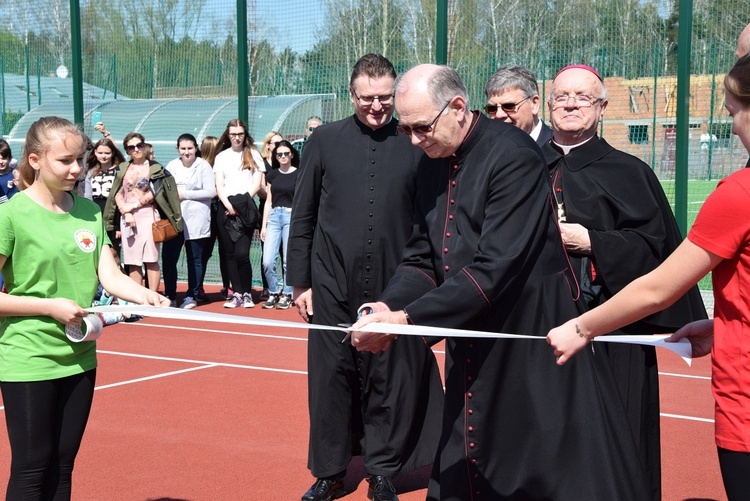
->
[261, 130, 282, 161]
[200, 136, 220, 167]
[19, 116, 85, 188]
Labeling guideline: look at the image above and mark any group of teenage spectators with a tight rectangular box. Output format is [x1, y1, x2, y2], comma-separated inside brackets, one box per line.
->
[67, 119, 309, 310]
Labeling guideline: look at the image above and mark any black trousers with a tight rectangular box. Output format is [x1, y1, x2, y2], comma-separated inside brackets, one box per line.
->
[216, 209, 253, 294]
[2, 369, 96, 501]
[718, 446, 750, 501]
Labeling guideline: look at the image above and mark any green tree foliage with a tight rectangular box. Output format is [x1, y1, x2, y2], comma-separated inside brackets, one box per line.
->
[0, 0, 746, 114]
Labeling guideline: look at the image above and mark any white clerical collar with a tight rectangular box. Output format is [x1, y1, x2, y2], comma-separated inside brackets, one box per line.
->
[529, 119, 543, 141]
[552, 135, 595, 155]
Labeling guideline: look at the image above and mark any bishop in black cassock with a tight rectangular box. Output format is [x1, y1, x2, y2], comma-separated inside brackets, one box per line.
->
[353, 64, 654, 500]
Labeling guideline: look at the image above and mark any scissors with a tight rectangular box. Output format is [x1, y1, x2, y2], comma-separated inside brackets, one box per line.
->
[340, 307, 373, 343]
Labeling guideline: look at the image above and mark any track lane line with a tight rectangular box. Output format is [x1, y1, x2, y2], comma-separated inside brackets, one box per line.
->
[97, 349, 308, 375]
[660, 412, 714, 423]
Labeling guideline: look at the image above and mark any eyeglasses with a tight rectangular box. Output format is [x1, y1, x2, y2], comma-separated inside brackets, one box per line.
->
[352, 90, 394, 106]
[550, 94, 602, 108]
[276, 151, 292, 158]
[126, 142, 146, 153]
[397, 101, 451, 136]
[484, 97, 530, 115]
[228, 132, 245, 138]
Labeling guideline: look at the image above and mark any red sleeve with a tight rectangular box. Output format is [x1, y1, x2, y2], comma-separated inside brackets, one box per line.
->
[688, 170, 750, 260]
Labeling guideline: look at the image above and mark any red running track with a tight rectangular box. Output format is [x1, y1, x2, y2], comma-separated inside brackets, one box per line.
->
[0, 286, 726, 500]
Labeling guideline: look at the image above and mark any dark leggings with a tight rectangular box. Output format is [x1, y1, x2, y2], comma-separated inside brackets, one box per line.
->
[2, 370, 96, 501]
[718, 446, 750, 501]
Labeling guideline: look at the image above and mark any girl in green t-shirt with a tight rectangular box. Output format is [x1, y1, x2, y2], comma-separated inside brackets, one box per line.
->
[0, 116, 170, 499]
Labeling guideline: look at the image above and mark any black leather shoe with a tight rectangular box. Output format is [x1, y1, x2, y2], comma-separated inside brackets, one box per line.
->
[301, 475, 345, 501]
[367, 475, 398, 501]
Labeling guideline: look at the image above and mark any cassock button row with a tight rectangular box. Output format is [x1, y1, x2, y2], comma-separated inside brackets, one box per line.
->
[469, 442, 475, 448]
[453, 165, 458, 170]
[371, 160, 375, 164]
[450, 199, 455, 204]
[451, 180, 456, 186]
[369, 212, 373, 217]
[468, 426, 474, 432]
[370, 199, 374, 204]
[444, 266, 450, 271]
[371, 147, 376, 151]
[443, 247, 449, 253]
[370, 186, 374, 191]
[467, 376, 472, 381]
[466, 358, 471, 363]
[370, 173, 375, 177]
[471, 459, 477, 464]
[468, 409, 474, 415]
[468, 343, 474, 348]
[446, 232, 451, 237]
[467, 392, 473, 398]
[474, 474, 479, 479]
[448, 215, 454, 220]
[368, 239, 372, 244]
[369, 226, 373, 231]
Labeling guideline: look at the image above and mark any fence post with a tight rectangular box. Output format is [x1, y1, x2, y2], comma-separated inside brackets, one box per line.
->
[237, 0, 249, 124]
[1, 57, 5, 135]
[69, 0, 84, 127]
[674, 0, 693, 235]
[651, 42, 659, 169]
[25, 45, 30, 113]
[36, 56, 41, 106]
[707, 37, 717, 181]
[113, 54, 118, 99]
[436, 0, 447, 65]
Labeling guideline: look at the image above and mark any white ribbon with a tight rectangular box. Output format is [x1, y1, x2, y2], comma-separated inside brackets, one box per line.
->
[87, 305, 693, 366]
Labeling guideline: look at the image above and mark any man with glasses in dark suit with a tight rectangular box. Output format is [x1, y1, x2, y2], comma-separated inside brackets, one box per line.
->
[484, 65, 553, 146]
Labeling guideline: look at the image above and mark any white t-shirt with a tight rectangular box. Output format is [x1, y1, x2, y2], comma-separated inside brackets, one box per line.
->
[214, 148, 263, 197]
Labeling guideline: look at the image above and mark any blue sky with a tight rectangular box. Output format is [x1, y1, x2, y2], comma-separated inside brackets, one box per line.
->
[201, 0, 324, 54]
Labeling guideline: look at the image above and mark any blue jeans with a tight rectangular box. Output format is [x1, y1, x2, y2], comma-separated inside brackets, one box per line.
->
[162, 234, 211, 299]
[262, 207, 292, 295]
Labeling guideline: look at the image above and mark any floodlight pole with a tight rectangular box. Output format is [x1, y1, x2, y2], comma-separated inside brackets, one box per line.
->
[237, 0, 249, 124]
[674, 0, 693, 235]
[70, 0, 84, 127]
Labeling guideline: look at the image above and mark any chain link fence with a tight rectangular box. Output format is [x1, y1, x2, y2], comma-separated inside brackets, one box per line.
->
[1, 0, 748, 291]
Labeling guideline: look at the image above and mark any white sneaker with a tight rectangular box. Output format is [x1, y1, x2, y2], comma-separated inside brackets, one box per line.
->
[223, 293, 243, 309]
[180, 297, 197, 310]
[242, 293, 255, 308]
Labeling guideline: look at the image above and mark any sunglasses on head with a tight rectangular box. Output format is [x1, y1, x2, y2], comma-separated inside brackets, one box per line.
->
[483, 97, 530, 115]
[126, 142, 146, 153]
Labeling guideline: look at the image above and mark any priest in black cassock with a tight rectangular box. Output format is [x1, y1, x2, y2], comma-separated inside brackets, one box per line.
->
[287, 54, 443, 501]
[541, 64, 707, 501]
[352, 64, 653, 500]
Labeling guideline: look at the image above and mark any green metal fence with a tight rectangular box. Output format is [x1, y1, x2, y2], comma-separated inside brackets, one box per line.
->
[1, 0, 749, 290]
